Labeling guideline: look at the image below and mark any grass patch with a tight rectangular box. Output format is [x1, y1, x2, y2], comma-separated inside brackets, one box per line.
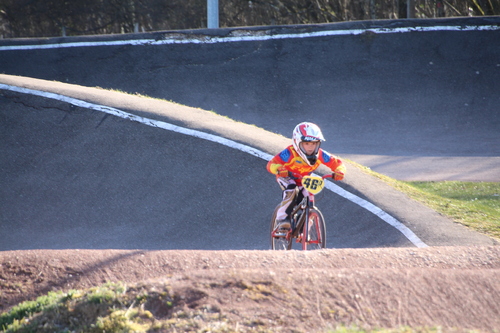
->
[0, 282, 162, 333]
[404, 181, 500, 239]
[0, 283, 135, 333]
[0, 282, 232, 333]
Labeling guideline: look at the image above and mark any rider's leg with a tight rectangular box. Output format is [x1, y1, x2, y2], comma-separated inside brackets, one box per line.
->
[275, 177, 297, 229]
[285, 188, 304, 217]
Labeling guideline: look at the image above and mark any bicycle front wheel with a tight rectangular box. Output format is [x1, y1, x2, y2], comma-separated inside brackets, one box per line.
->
[270, 204, 292, 250]
[302, 208, 326, 250]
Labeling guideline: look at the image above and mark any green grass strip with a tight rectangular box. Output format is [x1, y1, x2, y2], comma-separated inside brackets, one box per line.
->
[404, 181, 500, 239]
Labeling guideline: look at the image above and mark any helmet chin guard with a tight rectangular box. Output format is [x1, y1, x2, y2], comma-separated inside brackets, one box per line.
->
[292, 122, 325, 166]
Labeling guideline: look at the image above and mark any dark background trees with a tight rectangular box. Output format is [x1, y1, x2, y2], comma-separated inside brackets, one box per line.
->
[0, 0, 498, 38]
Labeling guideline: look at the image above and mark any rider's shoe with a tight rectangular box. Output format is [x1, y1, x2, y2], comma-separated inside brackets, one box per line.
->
[276, 218, 291, 230]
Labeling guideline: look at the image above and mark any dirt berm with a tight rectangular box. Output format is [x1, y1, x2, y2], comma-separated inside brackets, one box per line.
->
[1, 246, 499, 332]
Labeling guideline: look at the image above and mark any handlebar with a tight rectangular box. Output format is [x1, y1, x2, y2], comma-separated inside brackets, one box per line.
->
[288, 172, 334, 180]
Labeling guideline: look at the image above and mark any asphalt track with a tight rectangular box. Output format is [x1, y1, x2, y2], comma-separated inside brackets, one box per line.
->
[0, 17, 499, 250]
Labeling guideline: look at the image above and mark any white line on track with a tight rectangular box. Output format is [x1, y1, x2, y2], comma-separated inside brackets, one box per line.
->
[0, 25, 498, 51]
[0, 83, 428, 248]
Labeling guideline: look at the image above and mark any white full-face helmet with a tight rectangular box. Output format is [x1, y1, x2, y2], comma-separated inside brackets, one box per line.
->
[292, 122, 325, 166]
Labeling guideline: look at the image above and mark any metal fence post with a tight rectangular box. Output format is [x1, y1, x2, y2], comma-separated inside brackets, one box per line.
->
[207, 0, 219, 28]
[407, 0, 415, 18]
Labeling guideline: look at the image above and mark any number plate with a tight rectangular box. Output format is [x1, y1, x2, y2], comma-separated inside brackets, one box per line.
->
[302, 176, 325, 195]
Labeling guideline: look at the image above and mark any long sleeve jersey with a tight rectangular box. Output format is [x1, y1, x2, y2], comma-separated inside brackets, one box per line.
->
[267, 145, 345, 185]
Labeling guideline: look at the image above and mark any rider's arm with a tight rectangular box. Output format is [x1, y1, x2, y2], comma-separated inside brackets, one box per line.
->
[267, 161, 283, 175]
[266, 147, 293, 175]
[318, 150, 346, 180]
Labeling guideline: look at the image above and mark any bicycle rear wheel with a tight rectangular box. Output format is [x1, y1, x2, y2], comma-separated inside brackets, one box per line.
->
[302, 208, 326, 250]
[270, 204, 292, 250]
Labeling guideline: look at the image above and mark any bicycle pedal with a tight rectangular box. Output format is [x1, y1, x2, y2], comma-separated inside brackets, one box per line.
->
[272, 227, 289, 237]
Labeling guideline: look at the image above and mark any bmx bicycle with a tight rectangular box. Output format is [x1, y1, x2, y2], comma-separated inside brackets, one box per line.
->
[270, 173, 333, 250]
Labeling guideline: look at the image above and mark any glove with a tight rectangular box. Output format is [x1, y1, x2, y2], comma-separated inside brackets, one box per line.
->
[333, 171, 344, 181]
[276, 166, 290, 178]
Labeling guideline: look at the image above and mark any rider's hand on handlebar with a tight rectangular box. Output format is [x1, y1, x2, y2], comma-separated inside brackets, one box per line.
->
[333, 171, 345, 181]
[276, 166, 290, 178]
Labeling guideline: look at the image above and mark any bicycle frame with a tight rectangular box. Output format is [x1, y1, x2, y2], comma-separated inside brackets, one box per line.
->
[270, 174, 331, 250]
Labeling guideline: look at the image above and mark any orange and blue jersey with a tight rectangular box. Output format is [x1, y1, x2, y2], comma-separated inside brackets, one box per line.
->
[267, 145, 345, 185]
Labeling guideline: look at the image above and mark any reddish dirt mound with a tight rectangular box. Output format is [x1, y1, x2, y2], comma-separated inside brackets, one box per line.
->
[1, 247, 499, 332]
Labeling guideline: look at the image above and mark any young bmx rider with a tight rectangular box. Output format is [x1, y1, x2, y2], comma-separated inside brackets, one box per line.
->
[267, 122, 346, 229]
